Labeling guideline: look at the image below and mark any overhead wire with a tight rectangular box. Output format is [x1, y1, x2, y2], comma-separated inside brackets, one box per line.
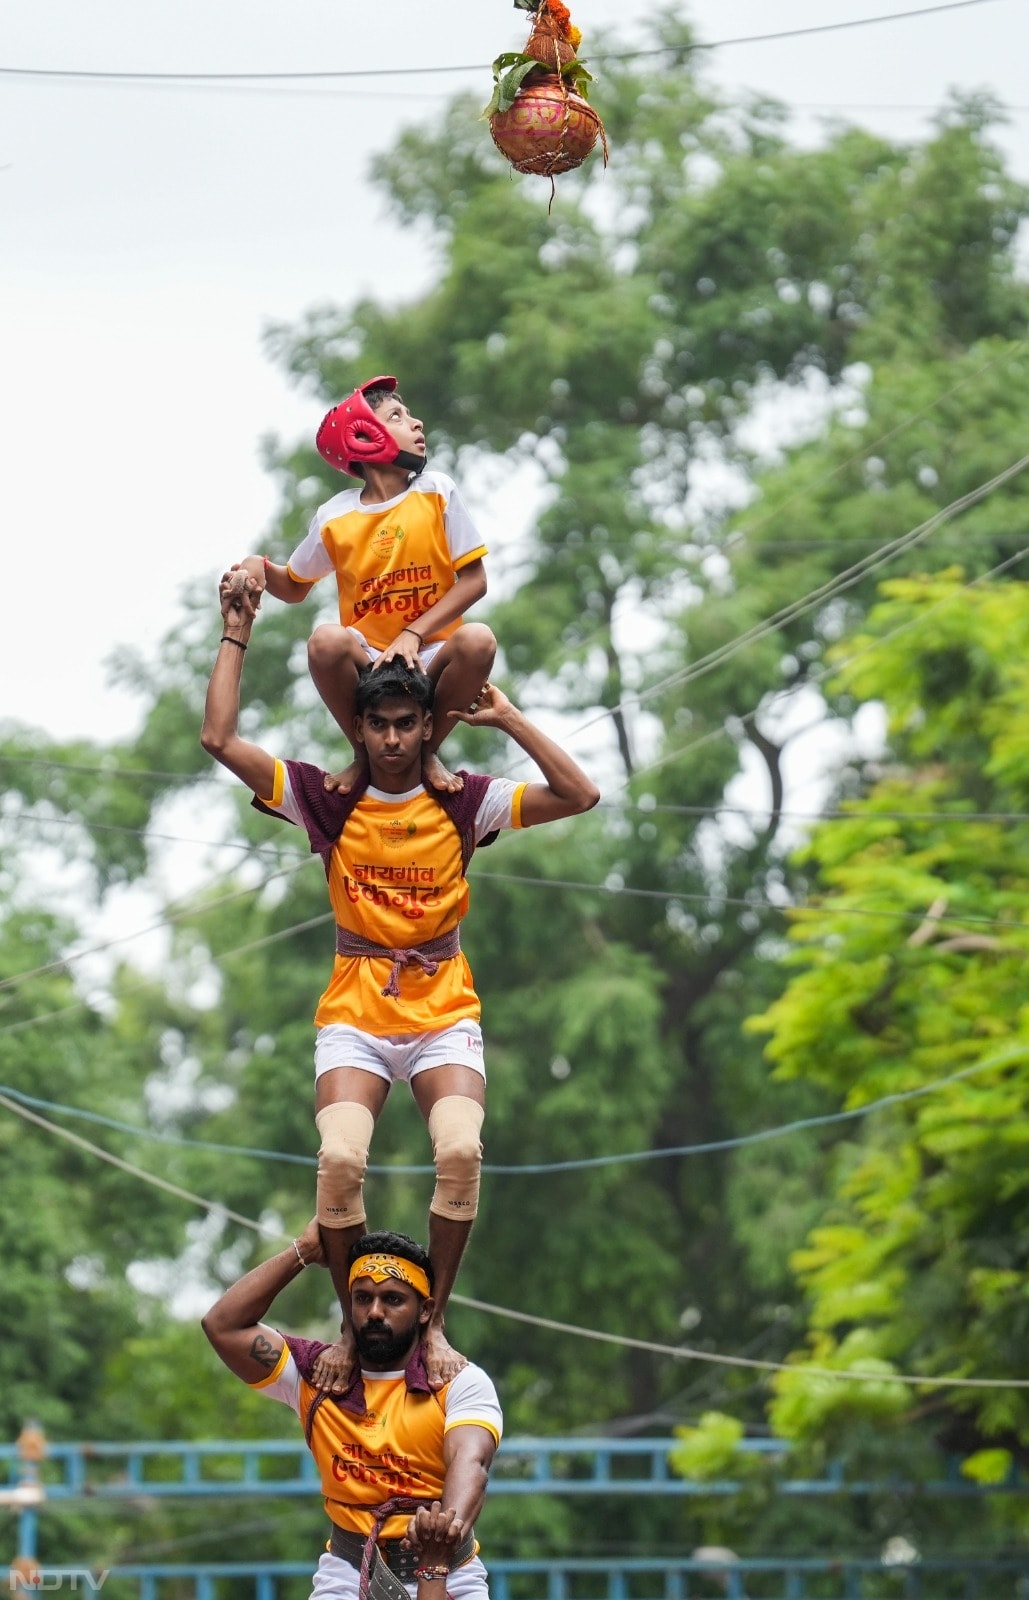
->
[3, 803, 1029, 1018]
[0, 0, 1020, 1411]
[0, 1084, 1024, 1392]
[0, 1045, 1021, 1175]
[0, 1, 1000, 85]
[1, 355, 1026, 998]
[1, 343, 1024, 801]
[562, 448, 1029, 752]
[0, 856, 312, 995]
[2, 541, 1028, 1001]
[482, 354, 1029, 769]
[5, 789, 1029, 837]
[609, 538, 1029, 793]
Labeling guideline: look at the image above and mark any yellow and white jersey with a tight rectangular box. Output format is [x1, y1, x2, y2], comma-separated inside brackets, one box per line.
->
[257, 769, 526, 1035]
[286, 471, 488, 651]
[252, 1340, 502, 1541]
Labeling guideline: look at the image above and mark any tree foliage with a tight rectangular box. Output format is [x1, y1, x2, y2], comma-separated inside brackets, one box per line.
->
[3, 9, 1029, 1567]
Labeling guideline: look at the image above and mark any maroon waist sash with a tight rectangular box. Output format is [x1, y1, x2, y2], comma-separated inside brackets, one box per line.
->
[334, 926, 462, 1000]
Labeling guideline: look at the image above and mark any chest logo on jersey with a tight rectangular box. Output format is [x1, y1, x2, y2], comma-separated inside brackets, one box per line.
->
[371, 522, 406, 560]
[379, 822, 419, 848]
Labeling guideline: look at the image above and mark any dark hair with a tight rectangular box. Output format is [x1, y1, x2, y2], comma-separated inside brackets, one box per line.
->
[348, 1230, 435, 1294]
[355, 660, 434, 715]
[363, 386, 403, 414]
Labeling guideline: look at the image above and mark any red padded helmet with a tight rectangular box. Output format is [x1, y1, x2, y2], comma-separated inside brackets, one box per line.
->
[316, 375, 424, 478]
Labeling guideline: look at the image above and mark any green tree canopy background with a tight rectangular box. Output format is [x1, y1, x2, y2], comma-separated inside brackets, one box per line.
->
[2, 9, 1027, 1569]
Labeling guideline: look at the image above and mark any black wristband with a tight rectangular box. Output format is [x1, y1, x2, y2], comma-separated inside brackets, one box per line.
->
[221, 635, 247, 651]
[403, 626, 423, 643]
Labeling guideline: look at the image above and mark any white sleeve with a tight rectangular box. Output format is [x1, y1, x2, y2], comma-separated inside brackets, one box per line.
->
[473, 777, 522, 841]
[250, 1334, 303, 1415]
[254, 760, 306, 828]
[286, 507, 336, 582]
[443, 1362, 503, 1442]
[440, 477, 488, 566]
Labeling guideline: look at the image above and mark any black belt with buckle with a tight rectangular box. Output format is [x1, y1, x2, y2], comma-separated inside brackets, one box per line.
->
[329, 1523, 475, 1590]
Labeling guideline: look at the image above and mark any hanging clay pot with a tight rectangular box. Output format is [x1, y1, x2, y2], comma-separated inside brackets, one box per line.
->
[489, 76, 604, 176]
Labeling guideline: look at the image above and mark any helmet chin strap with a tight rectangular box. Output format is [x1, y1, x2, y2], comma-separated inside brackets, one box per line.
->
[395, 450, 427, 475]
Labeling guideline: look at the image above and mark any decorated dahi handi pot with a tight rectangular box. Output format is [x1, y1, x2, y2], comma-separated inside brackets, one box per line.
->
[485, 0, 609, 192]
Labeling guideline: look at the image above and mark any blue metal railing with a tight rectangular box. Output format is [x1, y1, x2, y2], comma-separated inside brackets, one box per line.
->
[1, 1437, 1023, 1501]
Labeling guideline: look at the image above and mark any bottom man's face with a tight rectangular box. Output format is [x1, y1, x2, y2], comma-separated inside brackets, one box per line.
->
[351, 1278, 425, 1368]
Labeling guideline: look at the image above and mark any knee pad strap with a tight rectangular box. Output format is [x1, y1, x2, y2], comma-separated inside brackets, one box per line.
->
[315, 1102, 374, 1230]
[427, 1096, 484, 1222]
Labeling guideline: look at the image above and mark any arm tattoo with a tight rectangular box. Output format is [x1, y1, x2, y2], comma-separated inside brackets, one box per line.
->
[248, 1333, 280, 1371]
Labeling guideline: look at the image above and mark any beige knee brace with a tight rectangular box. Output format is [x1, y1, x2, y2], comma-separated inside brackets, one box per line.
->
[427, 1096, 484, 1222]
[315, 1102, 375, 1230]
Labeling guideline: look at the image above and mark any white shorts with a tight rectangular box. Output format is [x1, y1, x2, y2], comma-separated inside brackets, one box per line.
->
[314, 1020, 486, 1085]
[349, 627, 445, 670]
[309, 1550, 490, 1600]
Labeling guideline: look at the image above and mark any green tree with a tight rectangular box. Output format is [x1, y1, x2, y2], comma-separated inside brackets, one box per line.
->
[750, 575, 1029, 1477]
[2, 10, 1029, 1571]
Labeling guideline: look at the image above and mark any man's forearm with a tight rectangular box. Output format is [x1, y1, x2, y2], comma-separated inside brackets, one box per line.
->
[202, 1242, 311, 1339]
[440, 1442, 493, 1535]
[200, 620, 251, 759]
[500, 707, 599, 808]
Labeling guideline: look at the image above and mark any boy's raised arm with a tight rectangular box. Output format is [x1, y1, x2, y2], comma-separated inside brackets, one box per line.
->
[234, 554, 315, 605]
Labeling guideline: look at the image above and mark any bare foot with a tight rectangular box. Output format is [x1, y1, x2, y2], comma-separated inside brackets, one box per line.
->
[323, 759, 364, 795]
[423, 750, 464, 794]
[311, 1325, 357, 1393]
[423, 1323, 468, 1391]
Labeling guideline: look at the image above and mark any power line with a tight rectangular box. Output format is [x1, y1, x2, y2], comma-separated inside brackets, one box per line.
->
[613, 801, 1029, 824]
[0, 543, 1025, 1003]
[613, 539, 1029, 793]
[0, 344, 1022, 808]
[448, 1292, 1029, 1390]
[584, 450, 1029, 745]
[0, 1, 1000, 85]
[0, 1082, 1024, 1391]
[2, 460, 1026, 995]
[0, 1089, 267, 1234]
[7, 795, 1028, 857]
[0, 1045, 1020, 1175]
[0, 857, 311, 995]
[5, 562, 1029, 1006]
[488, 338, 1029, 700]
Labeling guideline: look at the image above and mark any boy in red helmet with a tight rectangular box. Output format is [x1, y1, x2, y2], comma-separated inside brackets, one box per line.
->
[232, 377, 495, 794]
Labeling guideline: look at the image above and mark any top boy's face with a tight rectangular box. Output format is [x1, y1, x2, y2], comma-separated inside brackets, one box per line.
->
[372, 393, 426, 463]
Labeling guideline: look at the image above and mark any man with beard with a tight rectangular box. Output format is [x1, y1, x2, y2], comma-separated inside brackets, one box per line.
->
[202, 1221, 501, 1600]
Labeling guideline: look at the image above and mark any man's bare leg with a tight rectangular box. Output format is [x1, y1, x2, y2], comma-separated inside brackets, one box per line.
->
[423, 624, 497, 795]
[313, 1221, 364, 1392]
[307, 626, 370, 793]
[423, 1213, 475, 1386]
[310, 1067, 390, 1391]
[412, 1062, 486, 1388]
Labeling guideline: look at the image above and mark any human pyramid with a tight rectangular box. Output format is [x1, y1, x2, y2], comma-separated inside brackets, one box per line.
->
[200, 376, 600, 1600]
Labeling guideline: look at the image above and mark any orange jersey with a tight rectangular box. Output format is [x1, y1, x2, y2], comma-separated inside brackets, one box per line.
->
[286, 471, 487, 651]
[257, 766, 525, 1036]
[253, 1342, 502, 1541]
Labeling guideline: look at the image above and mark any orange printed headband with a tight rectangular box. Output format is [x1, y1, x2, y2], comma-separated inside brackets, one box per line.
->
[348, 1253, 431, 1299]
